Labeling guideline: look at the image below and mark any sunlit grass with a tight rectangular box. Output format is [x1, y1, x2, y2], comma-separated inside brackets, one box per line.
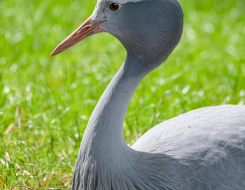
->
[0, 0, 245, 189]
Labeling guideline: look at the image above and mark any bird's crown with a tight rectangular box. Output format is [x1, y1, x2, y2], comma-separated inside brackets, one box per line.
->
[98, 0, 151, 5]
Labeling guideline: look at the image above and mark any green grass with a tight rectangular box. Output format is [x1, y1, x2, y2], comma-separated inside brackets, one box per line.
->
[0, 0, 245, 189]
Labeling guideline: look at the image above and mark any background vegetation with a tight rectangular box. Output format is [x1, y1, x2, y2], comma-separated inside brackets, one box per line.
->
[0, 0, 245, 189]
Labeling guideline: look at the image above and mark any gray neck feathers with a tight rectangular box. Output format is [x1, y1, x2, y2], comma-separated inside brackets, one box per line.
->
[72, 56, 180, 190]
[80, 55, 148, 155]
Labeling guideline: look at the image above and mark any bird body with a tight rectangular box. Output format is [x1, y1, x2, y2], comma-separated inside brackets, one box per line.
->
[134, 105, 245, 189]
[51, 0, 245, 189]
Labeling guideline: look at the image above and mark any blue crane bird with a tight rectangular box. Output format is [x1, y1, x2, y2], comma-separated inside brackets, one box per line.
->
[51, 0, 245, 189]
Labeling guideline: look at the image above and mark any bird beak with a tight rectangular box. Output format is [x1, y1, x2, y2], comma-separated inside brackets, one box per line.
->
[50, 16, 104, 56]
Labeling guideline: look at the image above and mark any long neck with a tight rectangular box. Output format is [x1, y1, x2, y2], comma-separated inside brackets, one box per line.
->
[80, 54, 151, 155]
[72, 56, 180, 190]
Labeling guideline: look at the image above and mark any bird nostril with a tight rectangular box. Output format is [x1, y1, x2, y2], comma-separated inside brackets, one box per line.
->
[77, 26, 90, 35]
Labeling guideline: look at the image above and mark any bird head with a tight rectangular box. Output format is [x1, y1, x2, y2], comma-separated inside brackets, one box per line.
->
[51, 0, 183, 65]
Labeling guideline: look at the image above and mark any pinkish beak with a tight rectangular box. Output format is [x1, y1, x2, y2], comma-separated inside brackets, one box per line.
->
[50, 16, 104, 56]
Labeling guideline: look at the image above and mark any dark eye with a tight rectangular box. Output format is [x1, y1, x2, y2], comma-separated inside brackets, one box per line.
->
[109, 2, 120, 11]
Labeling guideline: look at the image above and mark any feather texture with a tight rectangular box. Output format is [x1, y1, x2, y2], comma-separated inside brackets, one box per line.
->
[53, 0, 245, 189]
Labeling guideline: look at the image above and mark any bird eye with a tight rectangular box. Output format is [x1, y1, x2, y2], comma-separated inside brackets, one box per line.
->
[109, 2, 120, 11]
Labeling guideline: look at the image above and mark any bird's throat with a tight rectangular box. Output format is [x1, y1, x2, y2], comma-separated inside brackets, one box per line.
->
[80, 55, 149, 155]
[72, 55, 178, 190]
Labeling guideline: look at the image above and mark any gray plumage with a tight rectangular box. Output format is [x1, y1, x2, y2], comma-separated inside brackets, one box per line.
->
[52, 0, 245, 189]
